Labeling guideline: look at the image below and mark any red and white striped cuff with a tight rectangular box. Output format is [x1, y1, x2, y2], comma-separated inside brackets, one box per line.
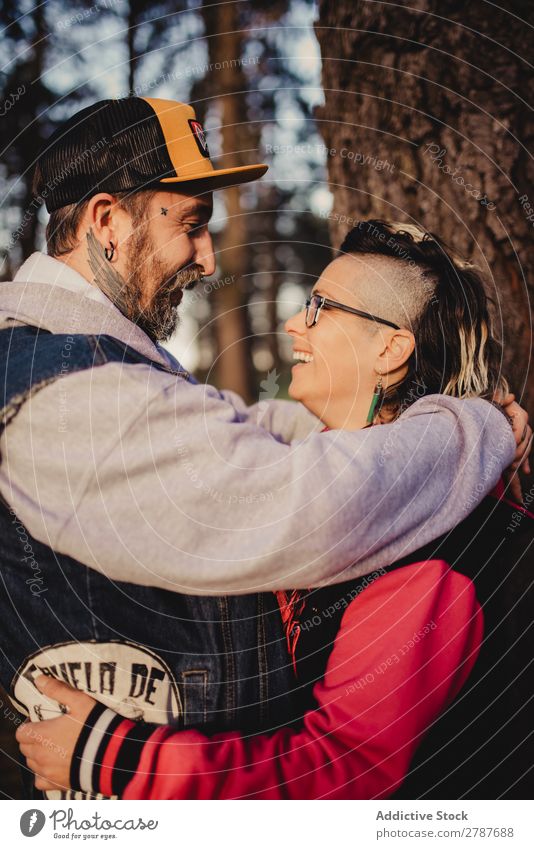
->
[70, 702, 155, 797]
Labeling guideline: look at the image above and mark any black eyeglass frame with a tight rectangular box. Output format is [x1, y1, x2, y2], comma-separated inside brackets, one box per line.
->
[304, 294, 400, 331]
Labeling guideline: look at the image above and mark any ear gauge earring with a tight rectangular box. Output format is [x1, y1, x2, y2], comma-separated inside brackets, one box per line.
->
[366, 374, 383, 425]
[104, 241, 115, 262]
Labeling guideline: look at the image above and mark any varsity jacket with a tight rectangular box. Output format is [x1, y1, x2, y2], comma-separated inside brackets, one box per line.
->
[68, 557, 483, 799]
[70, 490, 534, 800]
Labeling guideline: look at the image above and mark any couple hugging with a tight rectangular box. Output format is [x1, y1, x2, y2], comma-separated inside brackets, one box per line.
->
[1, 97, 531, 800]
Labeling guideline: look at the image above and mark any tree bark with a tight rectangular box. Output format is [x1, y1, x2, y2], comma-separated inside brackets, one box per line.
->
[126, 0, 144, 95]
[315, 0, 533, 414]
[200, 0, 257, 401]
[315, 0, 533, 799]
[18, 0, 47, 260]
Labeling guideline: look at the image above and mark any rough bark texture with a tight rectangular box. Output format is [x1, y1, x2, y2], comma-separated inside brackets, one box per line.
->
[315, 0, 533, 413]
[315, 0, 533, 799]
[200, 0, 258, 401]
[13, 0, 47, 263]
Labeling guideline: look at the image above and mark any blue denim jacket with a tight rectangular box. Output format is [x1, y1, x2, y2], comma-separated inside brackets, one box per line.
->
[0, 325, 296, 797]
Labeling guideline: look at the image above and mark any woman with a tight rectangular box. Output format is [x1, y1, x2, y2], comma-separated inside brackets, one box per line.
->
[18, 220, 533, 799]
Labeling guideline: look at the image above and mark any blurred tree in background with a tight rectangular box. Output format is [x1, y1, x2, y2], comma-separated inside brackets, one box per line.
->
[195, 0, 332, 397]
[1, 1, 57, 273]
[0, 0, 331, 400]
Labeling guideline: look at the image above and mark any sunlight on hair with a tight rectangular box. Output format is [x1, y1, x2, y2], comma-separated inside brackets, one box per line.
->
[443, 321, 507, 400]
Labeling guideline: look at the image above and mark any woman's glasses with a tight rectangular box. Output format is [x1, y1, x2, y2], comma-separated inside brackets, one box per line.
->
[304, 293, 400, 330]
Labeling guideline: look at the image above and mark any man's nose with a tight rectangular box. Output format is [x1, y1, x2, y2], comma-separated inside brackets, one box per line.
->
[194, 230, 216, 277]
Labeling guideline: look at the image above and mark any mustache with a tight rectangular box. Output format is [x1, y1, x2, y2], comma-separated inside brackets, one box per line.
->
[166, 264, 205, 293]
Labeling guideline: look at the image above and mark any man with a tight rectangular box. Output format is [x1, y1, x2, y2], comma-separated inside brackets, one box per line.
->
[0, 97, 529, 798]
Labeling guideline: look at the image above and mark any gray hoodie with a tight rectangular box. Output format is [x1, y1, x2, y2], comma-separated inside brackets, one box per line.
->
[0, 252, 515, 594]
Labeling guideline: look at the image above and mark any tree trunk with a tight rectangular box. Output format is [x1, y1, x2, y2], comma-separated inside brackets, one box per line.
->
[18, 0, 46, 260]
[200, 0, 257, 401]
[315, 0, 533, 798]
[315, 0, 533, 415]
[127, 0, 142, 95]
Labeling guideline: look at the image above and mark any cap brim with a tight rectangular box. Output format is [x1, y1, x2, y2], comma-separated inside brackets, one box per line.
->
[159, 163, 268, 191]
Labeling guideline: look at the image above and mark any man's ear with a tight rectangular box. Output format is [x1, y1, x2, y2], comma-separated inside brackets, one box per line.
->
[375, 329, 415, 374]
[83, 193, 131, 252]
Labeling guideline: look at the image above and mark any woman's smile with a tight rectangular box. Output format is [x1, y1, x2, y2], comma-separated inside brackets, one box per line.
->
[284, 261, 383, 429]
[292, 349, 314, 365]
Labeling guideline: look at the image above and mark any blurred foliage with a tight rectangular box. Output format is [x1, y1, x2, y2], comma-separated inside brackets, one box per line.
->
[0, 0, 332, 400]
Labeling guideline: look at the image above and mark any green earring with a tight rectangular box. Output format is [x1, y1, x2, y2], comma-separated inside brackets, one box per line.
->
[366, 374, 383, 425]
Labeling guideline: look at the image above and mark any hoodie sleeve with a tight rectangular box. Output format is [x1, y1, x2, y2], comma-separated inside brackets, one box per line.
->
[217, 390, 323, 442]
[0, 358, 515, 594]
[71, 560, 483, 799]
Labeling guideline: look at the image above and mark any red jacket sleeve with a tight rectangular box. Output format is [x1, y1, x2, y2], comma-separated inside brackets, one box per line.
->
[80, 560, 483, 799]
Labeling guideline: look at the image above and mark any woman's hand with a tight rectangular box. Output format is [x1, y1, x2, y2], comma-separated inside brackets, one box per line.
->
[499, 393, 532, 502]
[15, 675, 97, 792]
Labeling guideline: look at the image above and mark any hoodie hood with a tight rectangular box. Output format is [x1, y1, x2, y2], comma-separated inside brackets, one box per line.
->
[0, 252, 182, 371]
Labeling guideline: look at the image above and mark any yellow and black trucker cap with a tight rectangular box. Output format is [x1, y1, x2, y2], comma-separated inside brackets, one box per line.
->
[35, 97, 268, 213]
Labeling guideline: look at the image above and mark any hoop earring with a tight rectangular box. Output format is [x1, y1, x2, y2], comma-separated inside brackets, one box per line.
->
[366, 374, 383, 425]
[104, 241, 115, 262]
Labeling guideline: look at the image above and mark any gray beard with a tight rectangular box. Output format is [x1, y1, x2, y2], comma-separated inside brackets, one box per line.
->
[86, 228, 204, 342]
[125, 261, 203, 342]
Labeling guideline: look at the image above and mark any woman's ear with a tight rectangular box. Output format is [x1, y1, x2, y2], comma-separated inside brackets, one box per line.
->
[375, 329, 415, 375]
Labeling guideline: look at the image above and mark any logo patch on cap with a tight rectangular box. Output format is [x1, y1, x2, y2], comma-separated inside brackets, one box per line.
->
[188, 119, 210, 158]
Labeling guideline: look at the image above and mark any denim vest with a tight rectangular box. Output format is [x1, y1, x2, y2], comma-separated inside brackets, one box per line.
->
[0, 325, 296, 797]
